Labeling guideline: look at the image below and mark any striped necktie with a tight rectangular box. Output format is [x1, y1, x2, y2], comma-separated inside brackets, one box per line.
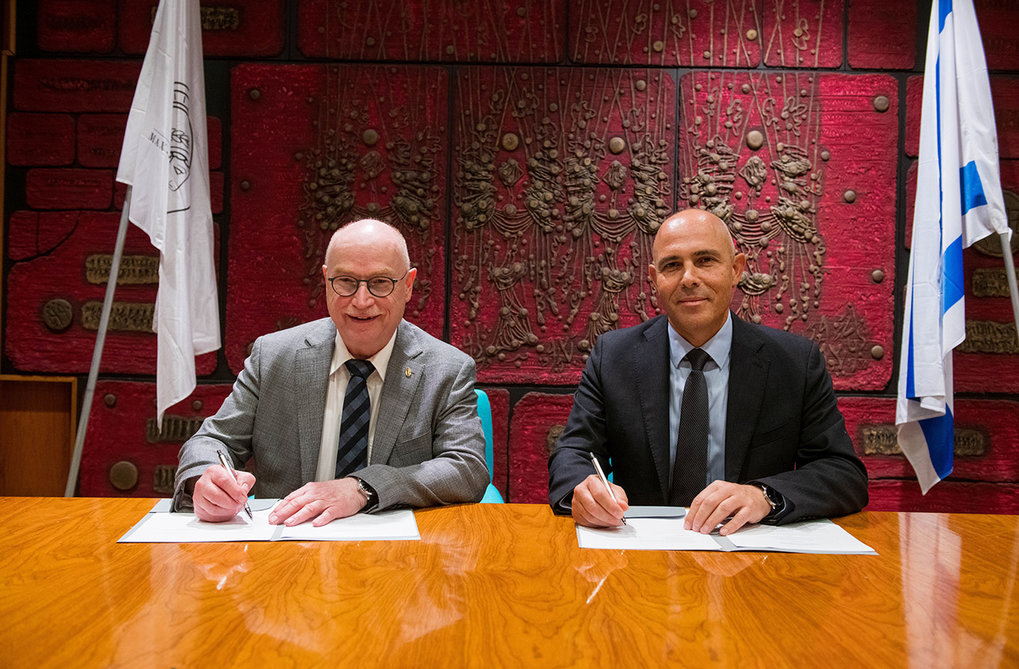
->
[335, 359, 375, 478]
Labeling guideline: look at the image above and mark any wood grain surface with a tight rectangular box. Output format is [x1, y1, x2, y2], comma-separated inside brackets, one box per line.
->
[0, 499, 1016, 668]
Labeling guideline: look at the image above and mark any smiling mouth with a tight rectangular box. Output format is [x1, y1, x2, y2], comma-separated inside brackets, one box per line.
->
[348, 314, 378, 322]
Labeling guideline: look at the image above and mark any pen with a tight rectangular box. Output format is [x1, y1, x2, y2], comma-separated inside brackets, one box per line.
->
[589, 452, 626, 525]
[217, 451, 254, 521]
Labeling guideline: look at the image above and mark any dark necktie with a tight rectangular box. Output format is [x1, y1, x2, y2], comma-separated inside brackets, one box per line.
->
[669, 348, 710, 506]
[335, 359, 375, 478]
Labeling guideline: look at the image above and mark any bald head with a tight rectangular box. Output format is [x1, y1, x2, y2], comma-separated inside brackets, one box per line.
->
[653, 209, 736, 264]
[326, 219, 410, 270]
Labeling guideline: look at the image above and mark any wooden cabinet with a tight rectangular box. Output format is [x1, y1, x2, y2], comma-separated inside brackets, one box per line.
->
[0, 375, 77, 495]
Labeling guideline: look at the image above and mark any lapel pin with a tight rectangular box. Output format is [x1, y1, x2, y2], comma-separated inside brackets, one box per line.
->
[405, 367, 413, 377]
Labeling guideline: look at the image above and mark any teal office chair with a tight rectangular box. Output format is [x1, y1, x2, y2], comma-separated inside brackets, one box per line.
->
[475, 389, 505, 503]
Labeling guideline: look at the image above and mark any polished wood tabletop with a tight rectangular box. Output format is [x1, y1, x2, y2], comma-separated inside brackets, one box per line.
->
[1, 498, 1016, 668]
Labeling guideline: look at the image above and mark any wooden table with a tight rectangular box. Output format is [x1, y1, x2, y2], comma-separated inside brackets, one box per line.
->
[1, 498, 1016, 668]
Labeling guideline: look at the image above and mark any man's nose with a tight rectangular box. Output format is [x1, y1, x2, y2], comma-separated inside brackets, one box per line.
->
[679, 266, 699, 287]
[350, 282, 375, 306]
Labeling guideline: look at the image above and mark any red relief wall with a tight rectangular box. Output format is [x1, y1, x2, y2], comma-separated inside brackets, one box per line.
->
[3, 1, 1019, 509]
[449, 67, 675, 384]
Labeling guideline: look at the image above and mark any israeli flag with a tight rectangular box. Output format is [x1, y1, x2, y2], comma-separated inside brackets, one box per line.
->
[897, 0, 1010, 493]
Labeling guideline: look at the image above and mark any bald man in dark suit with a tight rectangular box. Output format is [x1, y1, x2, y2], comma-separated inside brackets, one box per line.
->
[548, 209, 868, 535]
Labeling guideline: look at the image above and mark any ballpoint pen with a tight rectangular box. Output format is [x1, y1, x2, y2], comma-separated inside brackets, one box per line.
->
[217, 451, 254, 521]
[589, 452, 626, 525]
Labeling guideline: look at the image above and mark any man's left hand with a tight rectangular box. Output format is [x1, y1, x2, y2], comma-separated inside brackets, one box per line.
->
[684, 481, 771, 536]
[268, 478, 368, 527]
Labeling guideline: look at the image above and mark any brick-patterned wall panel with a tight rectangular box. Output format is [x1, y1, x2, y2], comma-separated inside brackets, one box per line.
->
[977, 0, 1019, 70]
[7, 113, 76, 166]
[296, 0, 565, 62]
[568, 0, 761, 67]
[226, 64, 448, 372]
[4, 211, 218, 374]
[25, 168, 112, 209]
[450, 68, 675, 384]
[847, 0, 917, 70]
[13, 59, 140, 113]
[76, 113, 126, 168]
[37, 0, 117, 54]
[677, 72, 897, 390]
[508, 392, 574, 503]
[79, 381, 233, 497]
[841, 397, 1019, 481]
[867, 481, 1019, 514]
[118, 0, 285, 57]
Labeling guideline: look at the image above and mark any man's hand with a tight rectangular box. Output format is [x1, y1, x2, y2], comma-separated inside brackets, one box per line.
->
[684, 480, 771, 536]
[193, 465, 256, 522]
[268, 478, 368, 527]
[571, 474, 629, 527]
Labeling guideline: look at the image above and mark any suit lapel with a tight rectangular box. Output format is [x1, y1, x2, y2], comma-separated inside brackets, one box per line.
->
[295, 320, 335, 484]
[371, 322, 423, 465]
[725, 316, 768, 480]
[635, 317, 671, 502]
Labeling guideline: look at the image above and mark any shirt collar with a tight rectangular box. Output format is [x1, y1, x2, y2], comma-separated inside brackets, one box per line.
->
[667, 312, 733, 369]
[330, 329, 398, 381]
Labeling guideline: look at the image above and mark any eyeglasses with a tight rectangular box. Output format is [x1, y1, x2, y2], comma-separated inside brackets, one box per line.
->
[327, 271, 409, 298]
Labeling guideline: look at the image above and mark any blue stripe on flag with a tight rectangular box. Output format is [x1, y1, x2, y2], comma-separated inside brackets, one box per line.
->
[918, 406, 955, 480]
[942, 235, 965, 313]
[938, 0, 952, 32]
[959, 160, 988, 214]
[905, 311, 916, 400]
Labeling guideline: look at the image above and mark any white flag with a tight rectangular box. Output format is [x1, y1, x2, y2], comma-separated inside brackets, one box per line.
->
[116, 0, 220, 425]
[896, 0, 1010, 493]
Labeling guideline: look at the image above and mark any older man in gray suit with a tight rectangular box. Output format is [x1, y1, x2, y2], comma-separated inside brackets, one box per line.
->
[173, 219, 489, 525]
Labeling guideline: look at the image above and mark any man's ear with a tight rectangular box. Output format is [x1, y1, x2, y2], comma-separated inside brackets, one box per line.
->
[732, 252, 747, 278]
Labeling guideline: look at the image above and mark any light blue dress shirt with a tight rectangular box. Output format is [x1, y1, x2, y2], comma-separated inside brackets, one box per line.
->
[667, 313, 733, 490]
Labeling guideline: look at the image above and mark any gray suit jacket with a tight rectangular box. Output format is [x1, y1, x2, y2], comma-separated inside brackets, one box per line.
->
[173, 318, 489, 511]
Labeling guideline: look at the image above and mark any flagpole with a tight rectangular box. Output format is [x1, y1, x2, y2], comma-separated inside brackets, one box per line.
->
[999, 233, 1019, 342]
[64, 186, 133, 497]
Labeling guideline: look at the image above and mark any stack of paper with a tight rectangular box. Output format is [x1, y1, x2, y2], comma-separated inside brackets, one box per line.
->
[576, 507, 875, 555]
[118, 500, 421, 543]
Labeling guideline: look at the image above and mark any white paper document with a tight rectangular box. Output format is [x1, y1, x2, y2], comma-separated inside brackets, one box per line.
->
[118, 500, 421, 543]
[577, 513, 876, 555]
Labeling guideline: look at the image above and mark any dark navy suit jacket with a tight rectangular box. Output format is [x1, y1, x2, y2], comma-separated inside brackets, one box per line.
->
[547, 314, 868, 523]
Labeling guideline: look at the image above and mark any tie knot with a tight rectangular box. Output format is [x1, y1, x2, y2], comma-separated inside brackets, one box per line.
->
[685, 348, 710, 371]
[345, 359, 375, 379]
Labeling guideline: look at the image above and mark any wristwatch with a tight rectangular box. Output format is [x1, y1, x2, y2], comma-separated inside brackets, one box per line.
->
[353, 477, 378, 510]
[753, 482, 781, 518]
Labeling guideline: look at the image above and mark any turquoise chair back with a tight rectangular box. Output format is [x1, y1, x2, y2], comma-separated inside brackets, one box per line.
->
[475, 389, 504, 503]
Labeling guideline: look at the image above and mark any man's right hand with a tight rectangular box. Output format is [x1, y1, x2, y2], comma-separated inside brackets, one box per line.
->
[571, 474, 629, 527]
[192, 465, 256, 522]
